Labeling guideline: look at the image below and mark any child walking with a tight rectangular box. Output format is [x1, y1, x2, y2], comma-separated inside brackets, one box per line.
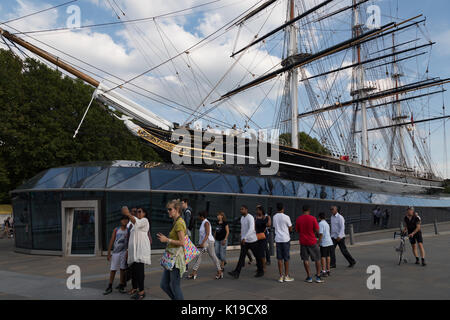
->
[104, 215, 129, 295]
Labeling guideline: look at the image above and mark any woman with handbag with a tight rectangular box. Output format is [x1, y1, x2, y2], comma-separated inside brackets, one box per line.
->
[122, 206, 151, 300]
[157, 199, 186, 300]
[255, 205, 270, 272]
[187, 211, 223, 280]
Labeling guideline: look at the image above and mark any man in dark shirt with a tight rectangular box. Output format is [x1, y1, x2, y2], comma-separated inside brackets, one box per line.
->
[403, 207, 426, 266]
[181, 199, 193, 238]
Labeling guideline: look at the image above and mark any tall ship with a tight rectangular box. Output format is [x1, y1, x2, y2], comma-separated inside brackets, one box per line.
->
[3, 0, 450, 253]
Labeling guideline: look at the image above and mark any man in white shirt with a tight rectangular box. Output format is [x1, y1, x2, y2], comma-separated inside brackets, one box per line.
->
[330, 206, 356, 268]
[272, 203, 294, 283]
[318, 212, 333, 277]
[228, 205, 264, 279]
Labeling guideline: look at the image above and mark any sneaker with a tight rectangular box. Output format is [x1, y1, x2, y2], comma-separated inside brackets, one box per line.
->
[320, 270, 328, 278]
[254, 272, 264, 278]
[284, 275, 294, 282]
[421, 259, 426, 266]
[415, 259, 420, 265]
[348, 262, 356, 268]
[278, 276, 284, 283]
[103, 286, 113, 295]
[228, 271, 239, 279]
[304, 277, 313, 283]
[315, 275, 324, 283]
[118, 285, 127, 294]
[327, 271, 331, 277]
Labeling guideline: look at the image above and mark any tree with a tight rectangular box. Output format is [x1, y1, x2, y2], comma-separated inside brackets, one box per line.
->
[279, 132, 330, 155]
[444, 179, 450, 194]
[0, 49, 161, 203]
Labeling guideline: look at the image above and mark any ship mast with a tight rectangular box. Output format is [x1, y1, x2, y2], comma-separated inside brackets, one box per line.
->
[0, 27, 173, 131]
[288, 0, 299, 149]
[352, 0, 370, 166]
[390, 32, 409, 171]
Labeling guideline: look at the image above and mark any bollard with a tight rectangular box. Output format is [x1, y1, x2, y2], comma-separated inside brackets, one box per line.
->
[434, 219, 439, 235]
[349, 224, 354, 245]
[268, 227, 274, 256]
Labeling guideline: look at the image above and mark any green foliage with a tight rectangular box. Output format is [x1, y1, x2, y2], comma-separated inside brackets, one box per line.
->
[279, 132, 330, 155]
[0, 49, 161, 203]
[443, 179, 450, 194]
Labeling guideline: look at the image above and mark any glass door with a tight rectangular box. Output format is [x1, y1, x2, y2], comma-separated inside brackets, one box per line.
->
[61, 200, 99, 256]
[70, 208, 95, 255]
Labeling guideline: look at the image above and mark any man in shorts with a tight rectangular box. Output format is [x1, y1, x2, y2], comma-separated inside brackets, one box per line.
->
[318, 212, 333, 277]
[272, 203, 294, 282]
[104, 215, 129, 295]
[403, 206, 426, 266]
[295, 205, 323, 283]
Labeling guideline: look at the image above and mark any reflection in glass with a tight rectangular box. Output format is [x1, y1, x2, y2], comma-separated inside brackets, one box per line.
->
[71, 209, 95, 254]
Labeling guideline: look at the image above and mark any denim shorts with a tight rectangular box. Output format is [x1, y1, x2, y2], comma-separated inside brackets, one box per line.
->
[276, 242, 290, 261]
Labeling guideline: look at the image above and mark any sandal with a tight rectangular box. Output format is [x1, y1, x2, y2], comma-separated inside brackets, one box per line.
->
[187, 273, 197, 280]
[215, 271, 223, 280]
[132, 292, 146, 300]
[128, 289, 137, 295]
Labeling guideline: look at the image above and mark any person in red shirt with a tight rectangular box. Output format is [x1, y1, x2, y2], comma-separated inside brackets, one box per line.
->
[295, 205, 324, 283]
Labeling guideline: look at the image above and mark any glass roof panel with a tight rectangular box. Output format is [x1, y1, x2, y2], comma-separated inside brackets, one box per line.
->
[81, 169, 109, 189]
[254, 177, 270, 195]
[65, 167, 102, 188]
[107, 168, 146, 188]
[33, 168, 72, 189]
[150, 169, 186, 189]
[242, 178, 263, 194]
[16, 170, 48, 190]
[223, 174, 241, 193]
[189, 171, 221, 191]
[110, 170, 150, 190]
[199, 176, 232, 193]
[156, 173, 194, 191]
[280, 179, 295, 196]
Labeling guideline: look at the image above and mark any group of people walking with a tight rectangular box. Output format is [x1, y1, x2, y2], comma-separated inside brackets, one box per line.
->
[107, 200, 437, 300]
[0, 217, 13, 239]
[372, 206, 390, 228]
[227, 203, 356, 283]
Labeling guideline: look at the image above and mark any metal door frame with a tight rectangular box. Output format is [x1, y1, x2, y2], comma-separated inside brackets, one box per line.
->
[61, 200, 100, 257]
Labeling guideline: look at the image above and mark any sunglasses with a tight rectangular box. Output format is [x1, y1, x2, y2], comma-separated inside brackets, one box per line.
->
[167, 208, 174, 211]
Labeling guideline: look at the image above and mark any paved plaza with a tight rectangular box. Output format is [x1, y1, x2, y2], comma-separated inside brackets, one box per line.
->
[0, 222, 449, 300]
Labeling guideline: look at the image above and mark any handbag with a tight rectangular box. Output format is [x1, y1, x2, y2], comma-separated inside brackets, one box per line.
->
[256, 232, 266, 240]
[184, 235, 200, 264]
[160, 247, 182, 271]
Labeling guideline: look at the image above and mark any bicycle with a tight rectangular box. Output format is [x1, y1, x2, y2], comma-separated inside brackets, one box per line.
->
[394, 231, 408, 265]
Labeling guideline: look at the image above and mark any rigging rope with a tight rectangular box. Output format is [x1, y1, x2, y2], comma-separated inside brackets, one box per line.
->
[0, 0, 78, 26]
[100, 0, 267, 95]
[73, 90, 97, 138]
[12, 0, 222, 35]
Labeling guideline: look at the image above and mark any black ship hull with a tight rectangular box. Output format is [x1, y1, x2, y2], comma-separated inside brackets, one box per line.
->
[141, 126, 444, 196]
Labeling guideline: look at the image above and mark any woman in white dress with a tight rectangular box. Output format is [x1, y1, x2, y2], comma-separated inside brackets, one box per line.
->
[122, 206, 151, 300]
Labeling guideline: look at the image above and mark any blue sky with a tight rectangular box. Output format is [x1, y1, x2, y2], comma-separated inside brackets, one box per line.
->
[0, 0, 449, 177]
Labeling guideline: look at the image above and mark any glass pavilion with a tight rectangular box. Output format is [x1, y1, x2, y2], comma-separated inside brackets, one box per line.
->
[10, 161, 450, 255]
